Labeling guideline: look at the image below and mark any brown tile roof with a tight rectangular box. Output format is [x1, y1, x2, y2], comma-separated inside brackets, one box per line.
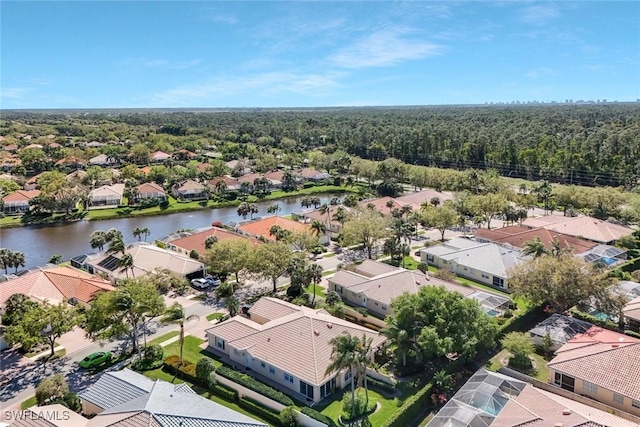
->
[168, 227, 259, 254]
[302, 205, 351, 223]
[3, 189, 41, 203]
[135, 182, 164, 194]
[522, 215, 635, 243]
[208, 175, 240, 188]
[394, 189, 454, 208]
[295, 168, 325, 179]
[475, 225, 597, 254]
[548, 341, 640, 401]
[623, 295, 640, 322]
[175, 179, 205, 192]
[139, 166, 151, 175]
[12, 404, 89, 427]
[237, 216, 310, 241]
[237, 173, 261, 184]
[264, 170, 285, 181]
[0, 266, 114, 306]
[151, 151, 171, 161]
[358, 197, 402, 216]
[208, 298, 385, 387]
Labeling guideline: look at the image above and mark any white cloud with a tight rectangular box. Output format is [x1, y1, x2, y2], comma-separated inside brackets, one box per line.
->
[205, 13, 238, 25]
[329, 28, 444, 69]
[525, 68, 554, 79]
[520, 5, 561, 25]
[149, 71, 344, 106]
[0, 87, 33, 99]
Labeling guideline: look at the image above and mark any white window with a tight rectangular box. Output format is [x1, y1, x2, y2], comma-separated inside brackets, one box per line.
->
[613, 393, 624, 405]
[632, 399, 640, 409]
[582, 381, 598, 394]
[284, 373, 294, 383]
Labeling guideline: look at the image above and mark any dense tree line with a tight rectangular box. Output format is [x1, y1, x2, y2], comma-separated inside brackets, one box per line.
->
[4, 104, 639, 187]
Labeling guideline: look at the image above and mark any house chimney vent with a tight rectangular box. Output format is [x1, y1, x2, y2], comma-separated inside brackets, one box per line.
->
[562, 409, 571, 416]
[555, 423, 564, 427]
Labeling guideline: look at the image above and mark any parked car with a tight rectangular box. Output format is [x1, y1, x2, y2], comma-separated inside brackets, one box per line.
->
[204, 276, 221, 287]
[80, 351, 112, 368]
[190, 278, 209, 289]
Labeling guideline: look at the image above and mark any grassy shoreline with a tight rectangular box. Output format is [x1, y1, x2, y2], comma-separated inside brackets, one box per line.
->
[0, 185, 361, 229]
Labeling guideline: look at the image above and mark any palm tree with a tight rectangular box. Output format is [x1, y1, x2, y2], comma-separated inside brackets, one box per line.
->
[214, 180, 227, 197]
[301, 196, 312, 209]
[237, 202, 251, 219]
[141, 227, 151, 242]
[522, 237, 548, 258]
[382, 317, 417, 367]
[0, 248, 12, 274]
[307, 263, 323, 304]
[267, 203, 281, 215]
[430, 197, 441, 207]
[332, 207, 348, 225]
[106, 228, 123, 242]
[10, 251, 25, 273]
[248, 203, 258, 219]
[310, 220, 326, 237]
[107, 237, 126, 255]
[310, 197, 321, 209]
[117, 253, 135, 278]
[433, 369, 453, 396]
[536, 180, 553, 215]
[225, 294, 240, 317]
[160, 302, 200, 365]
[89, 230, 107, 252]
[48, 254, 63, 265]
[355, 334, 374, 407]
[319, 204, 331, 232]
[133, 227, 145, 241]
[325, 333, 359, 418]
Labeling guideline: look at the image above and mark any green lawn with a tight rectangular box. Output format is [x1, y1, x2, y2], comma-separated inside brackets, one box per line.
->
[486, 349, 549, 382]
[304, 284, 327, 298]
[21, 396, 37, 410]
[147, 331, 180, 347]
[162, 335, 207, 364]
[206, 312, 225, 322]
[319, 388, 403, 425]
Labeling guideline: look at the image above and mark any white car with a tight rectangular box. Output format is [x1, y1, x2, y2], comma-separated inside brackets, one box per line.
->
[190, 278, 209, 289]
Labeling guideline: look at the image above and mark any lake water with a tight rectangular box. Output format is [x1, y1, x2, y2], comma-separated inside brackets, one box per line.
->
[0, 195, 338, 270]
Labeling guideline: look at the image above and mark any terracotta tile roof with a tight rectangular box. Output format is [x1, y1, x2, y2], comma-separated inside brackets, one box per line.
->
[358, 197, 402, 216]
[208, 175, 240, 189]
[167, 226, 259, 254]
[237, 216, 310, 241]
[295, 168, 327, 179]
[623, 295, 640, 322]
[25, 172, 46, 185]
[208, 298, 385, 387]
[55, 156, 84, 166]
[151, 151, 171, 161]
[394, 189, 454, 208]
[264, 170, 284, 181]
[0, 266, 114, 306]
[139, 166, 151, 175]
[3, 189, 41, 203]
[196, 162, 210, 172]
[174, 179, 205, 192]
[302, 205, 351, 223]
[237, 173, 262, 184]
[548, 342, 640, 401]
[522, 215, 634, 243]
[135, 182, 164, 195]
[475, 225, 597, 254]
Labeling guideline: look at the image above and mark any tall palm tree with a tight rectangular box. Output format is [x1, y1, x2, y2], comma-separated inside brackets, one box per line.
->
[117, 253, 135, 278]
[107, 237, 126, 255]
[160, 302, 200, 365]
[89, 230, 107, 252]
[310, 220, 326, 238]
[10, 251, 25, 273]
[355, 334, 374, 407]
[132, 227, 145, 241]
[382, 317, 417, 367]
[522, 237, 548, 258]
[267, 203, 281, 215]
[141, 227, 151, 242]
[106, 228, 123, 242]
[0, 248, 12, 274]
[319, 204, 331, 232]
[307, 263, 323, 304]
[325, 333, 359, 418]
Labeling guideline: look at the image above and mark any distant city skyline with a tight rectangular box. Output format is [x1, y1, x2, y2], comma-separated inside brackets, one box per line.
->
[1, 1, 639, 109]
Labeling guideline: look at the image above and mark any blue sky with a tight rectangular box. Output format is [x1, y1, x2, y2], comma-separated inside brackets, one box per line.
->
[1, 1, 639, 108]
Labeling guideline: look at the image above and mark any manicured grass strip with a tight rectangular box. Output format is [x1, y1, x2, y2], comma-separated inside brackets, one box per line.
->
[147, 331, 180, 347]
[21, 396, 37, 410]
[304, 284, 327, 298]
[206, 312, 225, 322]
[162, 335, 206, 364]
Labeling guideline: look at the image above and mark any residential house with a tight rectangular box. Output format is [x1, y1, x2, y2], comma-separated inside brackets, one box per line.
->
[55, 156, 85, 170]
[85, 243, 206, 282]
[328, 260, 511, 318]
[427, 369, 639, 427]
[166, 226, 260, 257]
[2, 190, 41, 214]
[9, 404, 89, 427]
[294, 168, 331, 182]
[358, 196, 405, 216]
[528, 314, 593, 351]
[171, 179, 208, 200]
[226, 159, 252, 175]
[78, 368, 266, 427]
[88, 184, 124, 208]
[150, 150, 171, 163]
[173, 148, 197, 160]
[264, 170, 284, 189]
[134, 182, 166, 202]
[66, 170, 88, 184]
[209, 175, 241, 192]
[300, 205, 351, 234]
[623, 295, 640, 329]
[475, 225, 597, 254]
[0, 152, 21, 172]
[0, 266, 114, 309]
[394, 189, 454, 208]
[206, 297, 385, 403]
[23, 172, 45, 190]
[522, 214, 635, 244]
[89, 153, 116, 166]
[420, 237, 527, 290]
[547, 326, 640, 416]
[237, 215, 319, 242]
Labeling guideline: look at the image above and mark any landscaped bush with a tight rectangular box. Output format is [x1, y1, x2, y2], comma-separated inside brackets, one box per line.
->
[300, 407, 338, 427]
[303, 181, 315, 188]
[238, 397, 282, 425]
[379, 383, 432, 427]
[145, 344, 164, 362]
[279, 406, 299, 427]
[341, 390, 376, 422]
[210, 383, 238, 401]
[196, 358, 216, 383]
[216, 366, 294, 406]
[163, 355, 198, 383]
[131, 357, 163, 372]
[624, 329, 640, 339]
[366, 376, 396, 394]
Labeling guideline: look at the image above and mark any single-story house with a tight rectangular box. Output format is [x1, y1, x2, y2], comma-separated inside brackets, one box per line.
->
[166, 226, 260, 258]
[528, 314, 593, 351]
[237, 215, 320, 242]
[264, 170, 285, 189]
[358, 196, 406, 216]
[2, 189, 41, 214]
[475, 225, 597, 254]
[134, 182, 166, 202]
[0, 266, 114, 309]
[427, 368, 638, 427]
[151, 150, 171, 163]
[55, 156, 85, 169]
[209, 175, 241, 192]
[171, 180, 208, 200]
[88, 184, 125, 208]
[623, 295, 640, 329]
[394, 189, 454, 208]
[206, 297, 385, 403]
[299, 205, 351, 234]
[328, 260, 511, 318]
[294, 168, 331, 182]
[89, 153, 116, 166]
[522, 214, 635, 244]
[66, 169, 88, 183]
[547, 326, 640, 416]
[420, 237, 527, 290]
[23, 172, 45, 190]
[10, 404, 89, 427]
[85, 243, 206, 282]
[173, 148, 198, 160]
[78, 368, 266, 427]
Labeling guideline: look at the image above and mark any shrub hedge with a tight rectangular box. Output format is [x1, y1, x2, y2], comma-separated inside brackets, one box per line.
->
[624, 329, 640, 339]
[380, 383, 433, 427]
[366, 376, 396, 394]
[210, 383, 238, 402]
[300, 407, 338, 427]
[238, 397, 282, 426]
[216, 366, 294, 406]
[163, 356, 198, 383]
